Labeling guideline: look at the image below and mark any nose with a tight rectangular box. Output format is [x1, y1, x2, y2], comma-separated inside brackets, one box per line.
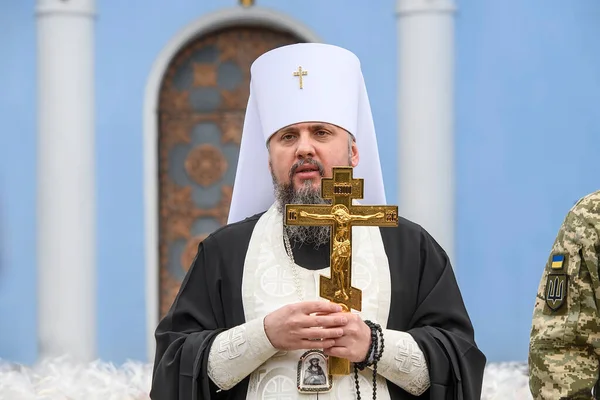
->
[295, 134, 315, 159]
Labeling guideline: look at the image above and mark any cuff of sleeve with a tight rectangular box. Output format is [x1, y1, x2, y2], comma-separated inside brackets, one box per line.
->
[207, 318, 278, 391]
[373, 329, 430, 396]
[250, 316, 278, 354]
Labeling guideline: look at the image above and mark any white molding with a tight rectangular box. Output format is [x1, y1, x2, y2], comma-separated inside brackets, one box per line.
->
[396, 0, 457, 265]
[396, 0, 456, 15]
[36, 0, 96, 362]
[36, 0, 96, 16]
[143, 6, 321, 362]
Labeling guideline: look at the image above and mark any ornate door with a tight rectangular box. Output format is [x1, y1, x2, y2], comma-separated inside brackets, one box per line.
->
[158, 26, 303, 318]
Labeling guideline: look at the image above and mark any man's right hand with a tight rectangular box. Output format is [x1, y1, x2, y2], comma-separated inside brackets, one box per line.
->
[263, 301, 348, 351]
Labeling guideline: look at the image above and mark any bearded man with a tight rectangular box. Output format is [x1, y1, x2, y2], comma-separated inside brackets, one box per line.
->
[150, 43, 485, 400]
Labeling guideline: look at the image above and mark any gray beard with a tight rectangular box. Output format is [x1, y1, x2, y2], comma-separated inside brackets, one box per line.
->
[275, 180, 331, 248]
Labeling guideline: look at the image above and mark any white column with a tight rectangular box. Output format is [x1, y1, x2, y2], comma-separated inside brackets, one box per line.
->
[396, 0, 457, 265]
[36, 0, 96, 361]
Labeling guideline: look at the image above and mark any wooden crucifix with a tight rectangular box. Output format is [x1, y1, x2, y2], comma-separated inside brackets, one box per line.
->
[285, 166, 399, 375]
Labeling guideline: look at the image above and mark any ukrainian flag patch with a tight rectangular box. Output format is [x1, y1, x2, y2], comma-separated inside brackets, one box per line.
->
[551, 254, 565, 270]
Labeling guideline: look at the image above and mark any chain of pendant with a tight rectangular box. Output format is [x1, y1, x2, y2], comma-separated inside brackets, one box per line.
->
[282, 228, 305, 302]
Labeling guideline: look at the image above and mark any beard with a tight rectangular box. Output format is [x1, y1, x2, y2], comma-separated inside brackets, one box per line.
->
[273, 159, 331, 248]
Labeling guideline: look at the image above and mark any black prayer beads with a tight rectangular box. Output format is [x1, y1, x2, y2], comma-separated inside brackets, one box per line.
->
[353, 320, 384, 400]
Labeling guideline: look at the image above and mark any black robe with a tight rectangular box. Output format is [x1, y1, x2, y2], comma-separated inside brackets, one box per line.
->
[150, 212, 486, 399]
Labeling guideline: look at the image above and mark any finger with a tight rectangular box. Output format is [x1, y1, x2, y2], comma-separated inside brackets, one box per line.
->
[301, 327, 344, 340]
[288, 313, 343, 329]
[299, 339, 336, 349]
[310, 315, 348, 328]
[329, 335, 354, 348]
[299, 301, 343, 315]
[323, 346, 351, 359]
[294, 314, 339, 328]
[327, 312, 360, 321]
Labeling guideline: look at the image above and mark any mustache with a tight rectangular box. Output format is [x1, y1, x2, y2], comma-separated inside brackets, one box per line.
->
[289, 159, 325, 181]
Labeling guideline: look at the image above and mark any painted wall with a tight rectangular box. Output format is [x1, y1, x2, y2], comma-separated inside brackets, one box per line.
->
[454, 0, 600, 361]
[0, 0, 397, 364]
[0, 0, 38, 364]
[0, 0, 598, 366]
[95, 0, 397, 364]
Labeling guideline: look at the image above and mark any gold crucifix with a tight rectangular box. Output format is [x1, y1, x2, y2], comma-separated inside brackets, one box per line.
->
[285, 166, 399, 375]
[293, 66, 308, 89]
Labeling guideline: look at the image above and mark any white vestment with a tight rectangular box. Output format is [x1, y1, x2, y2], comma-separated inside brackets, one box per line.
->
[242, 204, 392, 399]
[208, 204, 430, 399]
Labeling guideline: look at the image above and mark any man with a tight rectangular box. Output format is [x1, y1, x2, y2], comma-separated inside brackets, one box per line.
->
[529, 190, 600, 399]
[150, 43, 485, 399]
[304, 358, 327, 386]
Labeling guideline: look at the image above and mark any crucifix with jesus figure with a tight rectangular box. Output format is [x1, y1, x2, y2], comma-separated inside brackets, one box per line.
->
[285, 166, 399, 375]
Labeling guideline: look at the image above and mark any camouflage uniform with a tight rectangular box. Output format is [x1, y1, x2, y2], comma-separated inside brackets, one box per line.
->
[529, 190, 600, 399]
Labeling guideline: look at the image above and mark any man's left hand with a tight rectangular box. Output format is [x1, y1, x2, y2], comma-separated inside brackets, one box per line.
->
[322, 312, 371, 363]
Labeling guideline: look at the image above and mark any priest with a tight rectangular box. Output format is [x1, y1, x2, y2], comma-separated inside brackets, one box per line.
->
[150, 43, 486, 400]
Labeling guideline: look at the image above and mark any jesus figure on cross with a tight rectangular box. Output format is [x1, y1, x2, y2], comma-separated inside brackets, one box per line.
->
[299, 204, 384, 300]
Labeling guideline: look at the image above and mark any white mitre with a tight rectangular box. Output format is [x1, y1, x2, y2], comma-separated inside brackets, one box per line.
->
[227, 43, 386, 224]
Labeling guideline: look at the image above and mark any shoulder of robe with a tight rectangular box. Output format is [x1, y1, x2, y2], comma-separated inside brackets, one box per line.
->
[379, 215, 453, 269]
[202, 212, 265, 246]
[380, 214, 454, 259]
[381, 215, 424, 238]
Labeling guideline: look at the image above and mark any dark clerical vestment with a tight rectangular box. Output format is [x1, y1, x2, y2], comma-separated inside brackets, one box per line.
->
[150, 205, 485, 399]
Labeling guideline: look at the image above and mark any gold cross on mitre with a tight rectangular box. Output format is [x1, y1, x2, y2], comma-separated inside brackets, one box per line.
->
[285, 166, 399, 375]
[293, 66, 308, 89]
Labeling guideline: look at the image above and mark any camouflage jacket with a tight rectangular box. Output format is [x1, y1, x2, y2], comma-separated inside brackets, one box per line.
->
[529, 190, 600, 399]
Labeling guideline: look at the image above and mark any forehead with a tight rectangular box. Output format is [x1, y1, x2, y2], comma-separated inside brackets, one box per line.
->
[276, 121, 343, 134]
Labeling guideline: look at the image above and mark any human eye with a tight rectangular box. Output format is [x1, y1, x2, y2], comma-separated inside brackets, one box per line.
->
[281, 133, 296, 142]
[315, 130, 330, 137]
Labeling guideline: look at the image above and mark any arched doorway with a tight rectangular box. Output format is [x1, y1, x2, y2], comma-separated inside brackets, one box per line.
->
[157, 26, 304, 319]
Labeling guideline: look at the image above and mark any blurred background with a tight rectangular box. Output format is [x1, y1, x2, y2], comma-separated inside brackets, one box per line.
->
[0, 0, 598, 372]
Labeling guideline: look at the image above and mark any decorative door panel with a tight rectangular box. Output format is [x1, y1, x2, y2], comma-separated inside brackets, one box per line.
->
[158, 26, 302, 318]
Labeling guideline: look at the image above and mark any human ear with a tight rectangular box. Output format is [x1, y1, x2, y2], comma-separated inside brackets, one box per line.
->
[350, 141, 359, 167]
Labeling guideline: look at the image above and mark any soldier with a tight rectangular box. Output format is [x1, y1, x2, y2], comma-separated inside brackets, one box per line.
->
[529, 189, 600, 399]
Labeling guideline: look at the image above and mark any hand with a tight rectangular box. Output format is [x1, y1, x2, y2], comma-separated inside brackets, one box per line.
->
[263, 301, 348, 351]
[323, 312, 371, 363]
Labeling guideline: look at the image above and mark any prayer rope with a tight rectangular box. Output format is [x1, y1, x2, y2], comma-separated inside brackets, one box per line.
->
[353, 320, 384, 400]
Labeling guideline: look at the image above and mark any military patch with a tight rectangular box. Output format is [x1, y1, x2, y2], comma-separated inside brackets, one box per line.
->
[551, 254, 566, 270]
[545, 273, 567, 311]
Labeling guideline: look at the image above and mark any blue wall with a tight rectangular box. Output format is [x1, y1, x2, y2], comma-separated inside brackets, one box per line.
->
[91, 0, 397, 364]
[1, 0, 598, 366]
[455, 0, 600, 361]
[0, 0, 38, 364]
